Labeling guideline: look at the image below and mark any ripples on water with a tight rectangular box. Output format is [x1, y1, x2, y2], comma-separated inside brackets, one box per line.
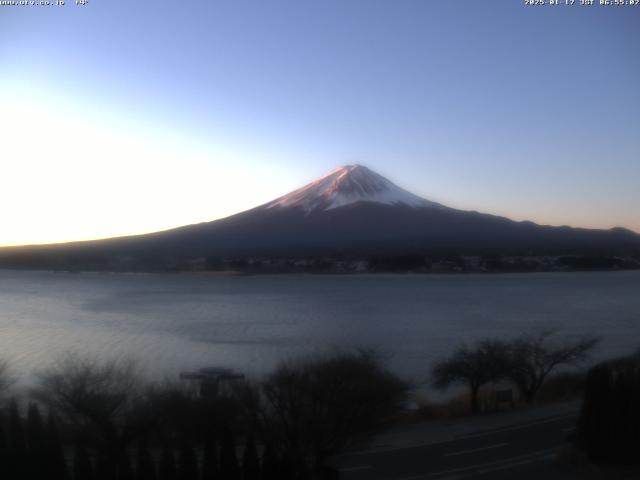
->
[1, 269, 639, 386]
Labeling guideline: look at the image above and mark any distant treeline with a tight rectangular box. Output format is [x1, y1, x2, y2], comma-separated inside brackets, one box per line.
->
[202, 254, 640, 274]
[1, 245, 639, 274]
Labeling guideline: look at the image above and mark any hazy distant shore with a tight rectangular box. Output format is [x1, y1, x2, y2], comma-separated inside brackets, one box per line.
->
[2, 252, 638, 275]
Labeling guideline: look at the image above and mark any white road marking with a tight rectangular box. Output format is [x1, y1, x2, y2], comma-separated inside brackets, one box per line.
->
[476, 450, 555, 474]
[339, 465, 372, 472]
[391, 447, 558, 480]
[443, 442, 508, 457]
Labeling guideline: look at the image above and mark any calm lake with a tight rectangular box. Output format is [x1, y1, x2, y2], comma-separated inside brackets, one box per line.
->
[1, 269, 639, 386]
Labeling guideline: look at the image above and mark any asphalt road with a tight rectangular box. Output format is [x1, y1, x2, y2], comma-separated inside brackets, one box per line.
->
[336, 412, 578, 480]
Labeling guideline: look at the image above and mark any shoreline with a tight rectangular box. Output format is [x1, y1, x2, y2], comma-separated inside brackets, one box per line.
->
[1, 267, 639, 276]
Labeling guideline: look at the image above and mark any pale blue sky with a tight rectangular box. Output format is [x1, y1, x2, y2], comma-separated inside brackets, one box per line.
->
[1, 0, 639, 245]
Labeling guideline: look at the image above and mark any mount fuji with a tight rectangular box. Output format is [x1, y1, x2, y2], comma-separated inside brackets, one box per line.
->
[264, 165, 442, 212]
[1, 165, 639, 271]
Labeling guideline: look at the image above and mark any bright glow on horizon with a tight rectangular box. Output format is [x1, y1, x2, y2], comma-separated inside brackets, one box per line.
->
[0, 90, 297, 246]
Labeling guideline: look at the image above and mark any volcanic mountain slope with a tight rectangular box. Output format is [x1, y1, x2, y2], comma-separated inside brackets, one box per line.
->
[1, 165, 639, 270]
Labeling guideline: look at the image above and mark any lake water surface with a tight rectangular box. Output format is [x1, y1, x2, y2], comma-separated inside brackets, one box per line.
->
[1, 270, 639, 386]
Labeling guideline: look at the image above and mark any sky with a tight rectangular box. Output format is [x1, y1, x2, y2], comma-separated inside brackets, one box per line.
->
[1, 0, 639, 246]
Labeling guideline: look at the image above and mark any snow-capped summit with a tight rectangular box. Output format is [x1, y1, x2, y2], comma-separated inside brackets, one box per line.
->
[265, 164, 442, 212]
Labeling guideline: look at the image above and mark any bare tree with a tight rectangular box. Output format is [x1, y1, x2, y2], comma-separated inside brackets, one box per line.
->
[505, 330, 599, 403]
[32, 353, 142, 467]
[432, 339, 509, 414]
[247, 350, 407, 475]
[0, 359, 14, 398]
[34, 353, 138, 421]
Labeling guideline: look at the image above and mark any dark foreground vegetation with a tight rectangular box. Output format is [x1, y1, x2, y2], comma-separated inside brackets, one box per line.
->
[0, 330, 637, 479]
[0, 351, 407, 480]
[578, 350, 640, 467]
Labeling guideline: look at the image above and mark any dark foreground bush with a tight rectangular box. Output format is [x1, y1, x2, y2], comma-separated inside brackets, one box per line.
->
[578, 352, 640, 466]
[239, 349, 408, 476]
[0, 349, 407, 479]
[536, 371, 586, 403]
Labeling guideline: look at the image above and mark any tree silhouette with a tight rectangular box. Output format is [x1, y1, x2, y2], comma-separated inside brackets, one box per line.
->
[0, 422, 8, 479]
[260, 443, 279, 480]
[241, 435, 260, 480]
[178, 435, 198, 480]
[27, 403, 47, 479]
[432, 340, 508, 414]
[74, 444, 95, 480]
[506, 331, 599, 403]
[201, 433, 218, 480]
[158, 445, 177, 480]
[118, 451, 134, 480]
[578, 354, 640, 465]
[46, 411, 69, 480]
[27, 403, 46, 450]
[257, 350, 406, 471]
[34, 354, 140, 469]
[580, 362, 612, 463]
[8, 400, 27, 479]
[219, 426, 240, 480]
[95, 448, 116, 480]
[0, 359, 13, 398]
[135, 439, 157, 480]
